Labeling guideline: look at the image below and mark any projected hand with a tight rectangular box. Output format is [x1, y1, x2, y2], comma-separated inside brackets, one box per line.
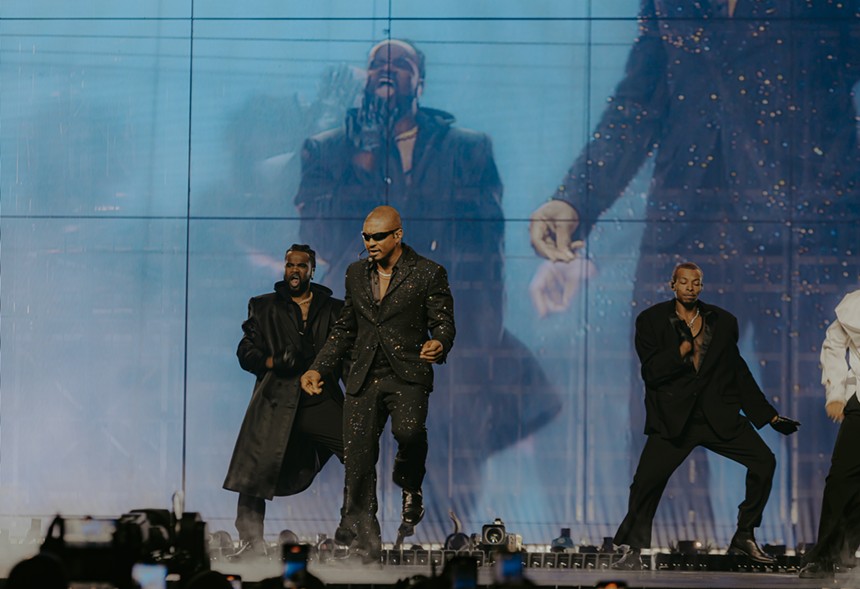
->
[346, 94, 390, 153]
[529, 200, 582, 262]
[529, 258, 596, 318]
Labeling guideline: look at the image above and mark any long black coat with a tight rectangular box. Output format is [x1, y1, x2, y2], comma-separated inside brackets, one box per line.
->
[223, 282, 344, 500]
[311, 244, 456, 395]
[635, 299, 778, 440]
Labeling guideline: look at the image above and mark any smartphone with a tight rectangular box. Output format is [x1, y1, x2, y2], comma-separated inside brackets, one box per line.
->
[131, 563, 167, 589]
[282, 543, 310, 582]
[446, 555, 478, 589]
[224, 573, 242, 589]
[493, 551, 523, 584]
[64, 517, 117, 547]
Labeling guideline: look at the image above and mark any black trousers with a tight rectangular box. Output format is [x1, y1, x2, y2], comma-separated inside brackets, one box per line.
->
[807, 395, 860, 564]
[614, 418, 776, 549]
[235, 396, 344, 542]
[338, 377, 429, 555]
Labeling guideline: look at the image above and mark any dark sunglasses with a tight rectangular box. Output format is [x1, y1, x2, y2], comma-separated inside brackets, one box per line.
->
[361, 228, 400, 242]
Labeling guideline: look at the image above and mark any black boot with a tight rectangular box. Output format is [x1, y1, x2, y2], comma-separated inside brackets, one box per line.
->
[727, 530, 776, 565]
[401, 489, 424, 526]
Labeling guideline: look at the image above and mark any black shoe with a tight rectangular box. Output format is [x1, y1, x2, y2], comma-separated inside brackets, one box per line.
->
[334, 526, 356, 546]
[727, 532, 776, 565]
[799, 561, 836, 579]
[402, 489, 425, 526]
[611, 550, 645, 570]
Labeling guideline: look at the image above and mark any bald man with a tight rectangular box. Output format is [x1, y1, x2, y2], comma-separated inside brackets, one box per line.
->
[302, 206, 455, 563]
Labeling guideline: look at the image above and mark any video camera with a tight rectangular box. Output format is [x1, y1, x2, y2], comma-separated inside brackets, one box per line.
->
[40, 500, 209, 588]
[480, 518, 522, 553]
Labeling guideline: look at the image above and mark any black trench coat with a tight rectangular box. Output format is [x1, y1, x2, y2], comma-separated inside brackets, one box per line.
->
[223, 281, 344, 500]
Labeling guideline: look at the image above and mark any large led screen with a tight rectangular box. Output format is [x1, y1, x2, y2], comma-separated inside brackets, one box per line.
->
[2, 0, 859, 554]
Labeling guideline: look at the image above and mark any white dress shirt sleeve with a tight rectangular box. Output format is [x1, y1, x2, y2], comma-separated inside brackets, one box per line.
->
[820, 319, 853, 406]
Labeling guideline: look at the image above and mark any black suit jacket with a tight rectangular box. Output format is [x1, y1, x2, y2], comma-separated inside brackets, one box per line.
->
[311, 244, 456, 395]
[635, 299, 777, 440]
[555, 0, 860, 231]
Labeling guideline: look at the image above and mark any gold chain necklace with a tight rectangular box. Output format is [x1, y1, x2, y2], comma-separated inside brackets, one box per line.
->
[677, 307, 700, 329]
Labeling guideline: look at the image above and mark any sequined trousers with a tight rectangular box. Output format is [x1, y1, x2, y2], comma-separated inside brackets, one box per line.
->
[337, 366, 430, 558]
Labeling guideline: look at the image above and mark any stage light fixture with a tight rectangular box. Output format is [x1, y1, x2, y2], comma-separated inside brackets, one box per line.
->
[208, 530, 234, 560]
[600, 537, 616, 553]
[763, 543, 786, 556]
[444, 531, 472, 551]
[673, 540, 707, 555]
[550, 527, 575, 552]
[278, 529, 299, 546]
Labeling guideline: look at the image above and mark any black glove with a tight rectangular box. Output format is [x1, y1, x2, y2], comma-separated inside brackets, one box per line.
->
[345, 93, 392, 152]
[770, 415, 800, 435]
[272, 347, 298, 375]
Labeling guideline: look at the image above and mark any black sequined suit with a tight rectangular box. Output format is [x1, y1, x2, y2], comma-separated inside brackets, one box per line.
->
[553, 0, 860, 543]
[310, 244, 456, 557]
[296, 106, 561, 524]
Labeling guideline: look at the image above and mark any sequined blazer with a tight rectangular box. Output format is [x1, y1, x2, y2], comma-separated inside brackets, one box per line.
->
[311, 244, 456, 395]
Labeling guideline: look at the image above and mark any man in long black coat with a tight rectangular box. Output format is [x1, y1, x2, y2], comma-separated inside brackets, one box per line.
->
[611, 262, 799, 570]
[302, 206, 456, 562]
[530, 0, 860, 542]
[223, 244, 345, 557]
[296, 39, 560, 524]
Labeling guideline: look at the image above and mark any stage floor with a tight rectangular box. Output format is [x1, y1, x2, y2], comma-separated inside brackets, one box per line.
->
[213, 559, 856, 589]
[2, 543, 851, 589]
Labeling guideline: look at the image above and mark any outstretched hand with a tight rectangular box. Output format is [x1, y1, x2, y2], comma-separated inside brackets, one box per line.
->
[770, 415, 800, 435]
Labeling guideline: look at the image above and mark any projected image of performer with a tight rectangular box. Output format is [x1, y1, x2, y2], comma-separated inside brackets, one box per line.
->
[296, 39, 560, 524]
[223, 244, 345, 558]
[611, 262, 799, 570]
[529, 0, 860, 541]
[301, 206, 455, 563]
[800, 290, 860, 579]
